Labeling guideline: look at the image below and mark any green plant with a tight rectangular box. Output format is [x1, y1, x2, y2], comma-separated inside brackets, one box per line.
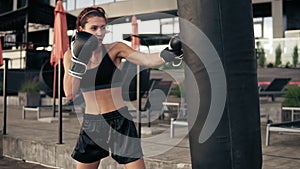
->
[292, 45, 298, 67]
[257, 43, 266, 68]
[267, 62, 274, 68]
[285, 61, 291, 68]
[275, 44, 282, 67]
[283, 85, 300, 107]
[172, 82, 185, 98]
[19, 79, 40, 93]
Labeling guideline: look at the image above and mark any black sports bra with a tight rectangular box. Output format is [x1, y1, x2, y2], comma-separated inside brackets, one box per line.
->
[80, 45, 123, 92]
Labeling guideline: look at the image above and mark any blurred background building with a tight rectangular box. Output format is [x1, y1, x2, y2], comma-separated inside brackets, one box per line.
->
[0, 0, 300, 68]
[0, 0, 299, 94]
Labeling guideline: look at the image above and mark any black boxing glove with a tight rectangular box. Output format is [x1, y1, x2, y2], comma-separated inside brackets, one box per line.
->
[69, 31, 99, 79]
[160, 35, 183, 63]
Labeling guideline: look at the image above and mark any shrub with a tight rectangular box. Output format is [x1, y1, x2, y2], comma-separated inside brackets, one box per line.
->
[256, 42, 266, 68]
[267, 62, 274, 68]
[285, 61, 291, 68]
[283, 85, 300, 107]
[275, 44, 282, 67]
[172, 82, 185, 98]
[257, 47, 266, 68]
[19, 79, 40, 93]
[292, 45, 298, 67]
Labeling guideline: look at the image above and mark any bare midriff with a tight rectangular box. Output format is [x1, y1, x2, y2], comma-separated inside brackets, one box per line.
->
[82, 87, 125, 115]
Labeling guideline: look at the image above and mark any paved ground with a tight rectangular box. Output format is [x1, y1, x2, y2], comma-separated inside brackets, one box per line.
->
[158, 67, 300, 84]
[0, 156, 54, 169]
[0, 67, 300, 168]
[1, 101, 300, 169]
[0, 104, 191, 169]
[257, 67, 300, 82]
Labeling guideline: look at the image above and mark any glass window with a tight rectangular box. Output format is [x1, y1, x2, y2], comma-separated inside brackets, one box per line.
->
[160, 18, 178, 34]
[66, 0, 75, 11]
[76, 0, 93, 9]
[140, 20, 160, 34]
[103, 25, 113, 43]
[63, 0, 75, 11]
[173, 17, 179, 33]
[162, 24, 174, 34]
[160, 18, 173, 25]
[253, 18, 262, 22]
[95, 0, 114, 5]
[263, 17, 273, 39]
[254, 23, 262, 38]
[253, 17, 273, 39]
[112, 23, 131, 41]
[174, 22, 180, 34]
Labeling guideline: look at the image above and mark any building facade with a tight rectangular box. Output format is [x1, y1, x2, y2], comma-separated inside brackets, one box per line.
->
[0, 0, 300, 68]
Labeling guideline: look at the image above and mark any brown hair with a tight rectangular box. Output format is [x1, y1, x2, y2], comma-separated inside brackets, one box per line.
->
[76, 7, 108, 31]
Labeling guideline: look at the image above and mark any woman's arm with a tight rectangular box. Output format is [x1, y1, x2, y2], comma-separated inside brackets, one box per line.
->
[111, 42, 165, 67]
[63, 50, 81, 100]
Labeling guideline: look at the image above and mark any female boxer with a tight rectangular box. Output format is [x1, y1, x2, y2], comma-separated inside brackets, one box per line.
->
[63, 6, 182, 169]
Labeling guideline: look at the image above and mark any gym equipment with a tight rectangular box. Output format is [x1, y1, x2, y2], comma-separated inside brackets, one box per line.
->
[177, 0, 262, 168]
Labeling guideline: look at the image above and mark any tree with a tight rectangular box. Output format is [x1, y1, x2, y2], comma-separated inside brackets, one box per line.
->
[292, 45, 298, 67]
[275, 44, 282, 67]
[256, 42, 266, 68]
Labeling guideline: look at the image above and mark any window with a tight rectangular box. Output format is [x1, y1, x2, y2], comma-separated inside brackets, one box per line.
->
[76, 0, 93, 9]
[139, 20, 160, 34]
[160, 18, 179, 34]
[64, 0, 75, 11]
[253, 17, 273, 39]
[63, 0, 129, 11]
[95, 0, 114, 5]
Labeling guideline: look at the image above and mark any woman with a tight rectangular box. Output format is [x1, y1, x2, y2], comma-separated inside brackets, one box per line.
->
[63, 7, 182, 169]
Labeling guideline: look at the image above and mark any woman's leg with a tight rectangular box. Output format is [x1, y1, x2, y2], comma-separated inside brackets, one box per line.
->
[76, 160, 100, 169]
[124, 158, 146, 169]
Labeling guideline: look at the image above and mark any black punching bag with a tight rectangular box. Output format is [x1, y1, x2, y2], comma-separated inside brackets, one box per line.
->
[177, 0, 262, 169]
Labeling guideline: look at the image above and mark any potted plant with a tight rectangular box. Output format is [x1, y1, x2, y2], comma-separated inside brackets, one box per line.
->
[281, 85, 300, 122]
[18, 78, 41, 107]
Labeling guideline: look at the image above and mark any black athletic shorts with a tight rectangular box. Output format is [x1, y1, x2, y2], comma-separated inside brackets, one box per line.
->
[71, 106, 143, 164]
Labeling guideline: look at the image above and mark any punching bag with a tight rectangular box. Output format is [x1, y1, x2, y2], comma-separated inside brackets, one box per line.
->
[177, 0, 262, 169]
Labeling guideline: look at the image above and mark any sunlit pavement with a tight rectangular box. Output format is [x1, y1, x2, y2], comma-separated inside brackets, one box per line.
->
[1, 68, 300, 168]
